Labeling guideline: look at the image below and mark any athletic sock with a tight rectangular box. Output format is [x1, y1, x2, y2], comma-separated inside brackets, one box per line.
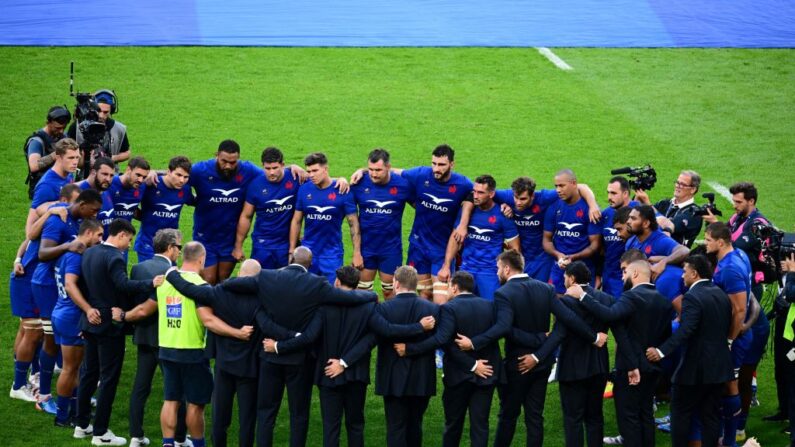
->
[56, 395, 71, 422]
[56, 349, 63, 369]
[162, 437, 175, 447]
[192, 438, 205, 447]
[736, 410, 748, 431]
[721, 394, 741, 447]
[69, 389, 77, 418]
[38, 349, 56, 396]
[13, 360, 31, 389]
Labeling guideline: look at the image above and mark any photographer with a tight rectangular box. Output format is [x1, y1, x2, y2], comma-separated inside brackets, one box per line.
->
[24, 105, 70, 198]
[635, 170, 703, 248]
[67, 89, 131, 170]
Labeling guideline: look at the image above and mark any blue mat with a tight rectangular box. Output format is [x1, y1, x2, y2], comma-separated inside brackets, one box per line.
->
[1, 0, 793, 47]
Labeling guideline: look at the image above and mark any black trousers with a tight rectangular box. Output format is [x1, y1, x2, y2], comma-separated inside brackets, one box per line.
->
[75, 332, 125, 436]
[786, 355, 795, 446]
[558, 374, 607, 447]
[670, 383, 722, 447]
[613, 370, 660, 447]
[775, 309, 791, 417]
[129, 344, 188, 440]
[441, 381, 494, 447]
[213, 364, 258, 447]
[493, 367, 550, 447]
[382, 395, 431, 447]
[318, 382, 367, 447]
[257, 359, 314, 447]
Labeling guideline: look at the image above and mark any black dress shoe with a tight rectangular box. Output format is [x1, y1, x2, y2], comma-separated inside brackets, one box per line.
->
[54, 417, 76, 428]
[762, 412, 789, 422]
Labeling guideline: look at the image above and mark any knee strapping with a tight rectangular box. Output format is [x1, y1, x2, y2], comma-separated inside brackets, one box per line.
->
[432, 282, 449, 297]
[21, 318, 42, 331]
[358, 281, 374, 291]
[381, 281, 394, 291]
[41, 320, 53, 336]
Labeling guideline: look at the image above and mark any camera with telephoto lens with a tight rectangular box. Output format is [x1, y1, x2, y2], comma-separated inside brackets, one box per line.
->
[693, 192, 722, 217]
[610, 165, 657, 191]
[752, 221, 795, 282]
[68, 62, 110, 179]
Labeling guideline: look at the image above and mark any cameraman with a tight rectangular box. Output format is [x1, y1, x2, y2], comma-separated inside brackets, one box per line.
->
[24, 106, 71, 198]
[67, 90, 131, 169]
[635, 170, 703, 248]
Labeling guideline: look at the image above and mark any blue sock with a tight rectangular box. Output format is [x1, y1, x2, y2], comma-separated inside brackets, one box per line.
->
[56, 349, 63, 369]
[162, 437, 174, 447]
[13, 360, 31, 389]
[69, 389, 77, 417]
[31, 347, 40, 374]
[38, 349, 56, 396]
[737, 410, 748, 431]
[721, 394, 741, 447]
[192, 438, 205, 447]
[56, 395, 71, 422]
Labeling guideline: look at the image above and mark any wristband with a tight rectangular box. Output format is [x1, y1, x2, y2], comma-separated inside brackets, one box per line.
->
[14, 257, 22, 264]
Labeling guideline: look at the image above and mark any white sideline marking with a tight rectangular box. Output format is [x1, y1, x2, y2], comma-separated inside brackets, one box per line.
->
[537, 47, 573, 71]
[707, 181, 733, 202]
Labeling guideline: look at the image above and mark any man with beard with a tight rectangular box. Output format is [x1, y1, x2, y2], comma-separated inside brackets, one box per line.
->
[599, 176, 638, 297]
[350, 144, 473, 303]
[106, 156, 150, 223]
[188, 140, 261, 284]
[78, 157, 117, 234]
[67, 89, 131, 169]
[493, 176, 600, 283]
[350, 149, 413, 299]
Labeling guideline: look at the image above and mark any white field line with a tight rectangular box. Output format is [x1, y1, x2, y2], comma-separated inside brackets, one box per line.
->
[707, 181, 733, 202]
[537, 47, 573, 71]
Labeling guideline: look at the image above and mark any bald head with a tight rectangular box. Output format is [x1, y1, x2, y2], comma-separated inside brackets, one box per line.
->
[627, 260, 652, 284]
[239, 259, 262, 277]
[293, 246, 313, 269]
[555, 169, 577, 183]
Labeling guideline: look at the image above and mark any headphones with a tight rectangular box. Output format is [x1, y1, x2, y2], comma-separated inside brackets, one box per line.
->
[46, 105, 71, 124]
[93, 89, 118, 114]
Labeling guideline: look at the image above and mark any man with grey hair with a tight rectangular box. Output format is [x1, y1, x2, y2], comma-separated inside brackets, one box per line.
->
[635, 169, 703, 247]
[128, 228, 189, 447]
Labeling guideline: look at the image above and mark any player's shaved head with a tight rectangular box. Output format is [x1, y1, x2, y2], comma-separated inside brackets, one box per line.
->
[239, 259, 262, 277]
[293, 246, 313, 269]
[555, 169, 577, 182]
[627, 260, 651, 282]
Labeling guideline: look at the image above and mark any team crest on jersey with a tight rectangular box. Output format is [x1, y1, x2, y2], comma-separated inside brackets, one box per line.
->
[390, 186, 398, 195]
[166, 295, 183, 318]
[285, 181, 294, 189]
[488, 215, 497, 225]
[178, 190, 184, 198]
[576, 209, 584, 218]
[645, 245, 652, 254]
[328, 192, 337, 201]
[532, 204, 541, 214]
[449, 185, 457, 194]
[236, 173, 243, 183]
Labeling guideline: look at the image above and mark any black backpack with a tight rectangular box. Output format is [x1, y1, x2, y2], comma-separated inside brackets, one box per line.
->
[23, 129, 54, 199]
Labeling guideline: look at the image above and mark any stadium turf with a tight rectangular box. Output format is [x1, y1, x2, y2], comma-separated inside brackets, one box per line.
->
[0, 47, 793, 446]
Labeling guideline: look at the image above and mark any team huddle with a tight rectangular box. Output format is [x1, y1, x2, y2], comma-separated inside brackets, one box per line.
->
[10, 133, 775, 447]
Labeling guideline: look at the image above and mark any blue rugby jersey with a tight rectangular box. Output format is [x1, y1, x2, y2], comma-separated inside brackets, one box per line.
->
[352, 172, 413, 257]
[245, 169, 299, 251]
[106, 175, 146, 222]
[295, 180, 358, 259]
[32, 206, 82, 286]
[31, 169, 72, 209]
[134, 175, 193, 254]
[458, 203, 518, 274]
[53, 251, 83, 320]
[543, 197, 601, 256]
[494, 188, 558, 261]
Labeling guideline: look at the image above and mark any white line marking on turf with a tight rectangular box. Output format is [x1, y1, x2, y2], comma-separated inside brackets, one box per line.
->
[537, 47, 573, 71]
[707, 181, 733, 202]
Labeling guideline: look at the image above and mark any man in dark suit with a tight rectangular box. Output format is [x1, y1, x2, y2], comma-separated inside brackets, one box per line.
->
[454, 250, 606, 447]
[645, 254, 734, 447]
[216, 246, 377, 447]
[394, 270, 501, 447]
[370, 265, 440, 447]
[263, 265, 433, 447]
[127, 228, 188, 447]
[567, 259, 672, 447]
[74, 219, 163, 446]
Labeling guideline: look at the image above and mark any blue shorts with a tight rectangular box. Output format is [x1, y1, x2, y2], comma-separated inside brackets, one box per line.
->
[199, 241, 236, 268]
[10, 273, 39, 319]
[362, 251, 403, 276]
[602, 274, 624, 298]
[406, 242, 446, 276]
[525, 254, 554, 283]
[744, 313, 770, 366]
[731, 331, 753, 373]
[251, 246, 289, 270]
[161, 359, 214, 405]
[52, 311, 83, 346]
[471, 271, 500, 300]
[31, 283, 59, 319]
[310, 255, 342, 284]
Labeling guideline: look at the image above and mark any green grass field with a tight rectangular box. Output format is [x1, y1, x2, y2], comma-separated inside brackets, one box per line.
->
[1, 47, 794, 446]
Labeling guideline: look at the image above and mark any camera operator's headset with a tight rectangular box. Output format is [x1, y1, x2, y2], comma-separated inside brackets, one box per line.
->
[93, 89, 118, 115]
[46, 106, 71, 124]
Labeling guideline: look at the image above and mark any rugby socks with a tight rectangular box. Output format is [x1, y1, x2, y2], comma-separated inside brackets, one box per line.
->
[721, 394, 741, 447]
[56, 395, 70, 423]
[192, 438, 205, 447]
[56, 349, 63, 369]
[31, 346, 40, 375]
[13, 360, 31, 389]
[38, 349, 56, 396]
[69, 389, 78, 418]
[162, 437, 174, 447]
[736, 410, 748, 431]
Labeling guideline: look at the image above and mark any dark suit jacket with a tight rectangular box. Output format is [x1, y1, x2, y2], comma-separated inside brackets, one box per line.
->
[550, 287, 617, 382]
[403, 293, 503, 387]
[370, 292, 440, 397]
[658, 280, 734, 385]
[166, 270, 284, 378]
[467, 276, 597, 372]
[581, 283, 672, 372]
[80, 244, 154, 336]
[220, 264, 376, 366]
[130, 255, 172, 347]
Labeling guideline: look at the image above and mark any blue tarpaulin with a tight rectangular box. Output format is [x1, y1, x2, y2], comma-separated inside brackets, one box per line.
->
[1, 0, 793, 47]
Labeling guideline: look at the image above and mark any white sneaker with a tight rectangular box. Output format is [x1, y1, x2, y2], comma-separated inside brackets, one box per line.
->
[174, 439, 193, 447]
[547, 362, 558, 383]
[603, 435, 623, 445]
[130, 436, 150, 447]
[9, 384, 37, 402]
[28, 372, 40, 392]
[54, 364, 63, 375]
[74, 424, 94, 439]
[91, 429, 127, 446]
